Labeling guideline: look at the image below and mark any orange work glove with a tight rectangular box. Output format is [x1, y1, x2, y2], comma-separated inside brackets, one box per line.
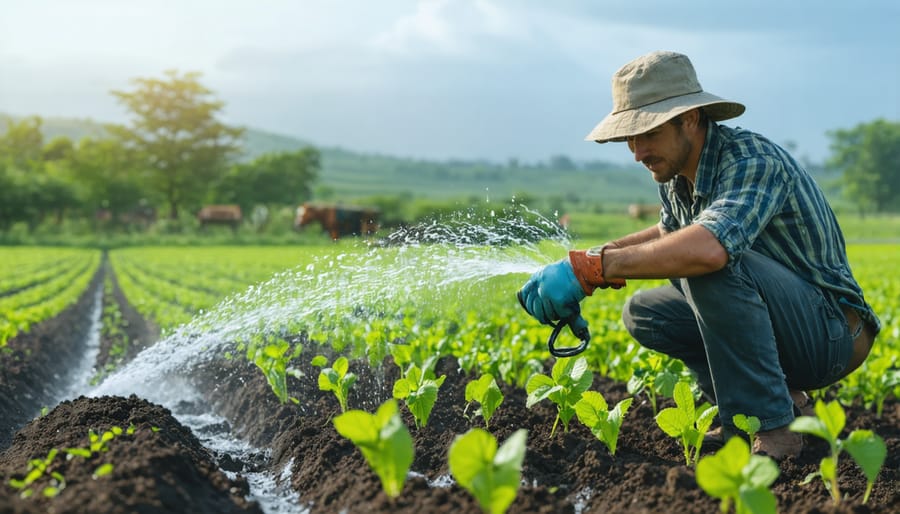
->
[568, 243, 627, 295]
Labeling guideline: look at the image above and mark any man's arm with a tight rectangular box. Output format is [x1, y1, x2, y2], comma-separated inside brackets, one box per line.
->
[608, 224, 666, 248]
[603, 224, 727, 279]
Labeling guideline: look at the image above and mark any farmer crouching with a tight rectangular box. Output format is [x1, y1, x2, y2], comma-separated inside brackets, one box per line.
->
[518, 50, 880, 460]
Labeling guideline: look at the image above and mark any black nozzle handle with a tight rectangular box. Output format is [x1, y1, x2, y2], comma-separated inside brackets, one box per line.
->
[547, 317, 590, 358]
[517, 289, 590, 358]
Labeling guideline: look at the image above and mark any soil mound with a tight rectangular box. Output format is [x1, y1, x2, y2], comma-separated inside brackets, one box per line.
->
[0, 395, 262, 514]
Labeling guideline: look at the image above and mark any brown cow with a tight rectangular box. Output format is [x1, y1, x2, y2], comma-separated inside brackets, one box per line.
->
[197, 205, 242, 229]
[294, 203, 379, 240]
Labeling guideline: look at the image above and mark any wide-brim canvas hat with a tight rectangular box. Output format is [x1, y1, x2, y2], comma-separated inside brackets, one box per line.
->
[585, 51, 745, 143]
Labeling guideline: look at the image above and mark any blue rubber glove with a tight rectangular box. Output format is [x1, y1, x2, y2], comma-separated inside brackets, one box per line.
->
[518, 258, 586, 324]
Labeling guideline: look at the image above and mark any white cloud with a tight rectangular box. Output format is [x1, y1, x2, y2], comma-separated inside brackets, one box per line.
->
[371, 0, 521, 57]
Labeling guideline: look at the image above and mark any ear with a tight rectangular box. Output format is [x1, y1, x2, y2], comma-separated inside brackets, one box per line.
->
[682, 108, 701, 130]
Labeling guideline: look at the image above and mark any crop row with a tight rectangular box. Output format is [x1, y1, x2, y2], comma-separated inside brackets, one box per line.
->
[0, 248, 101, 347]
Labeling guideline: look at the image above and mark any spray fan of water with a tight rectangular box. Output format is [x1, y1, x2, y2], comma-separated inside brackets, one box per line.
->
[93, 206, 570, 399]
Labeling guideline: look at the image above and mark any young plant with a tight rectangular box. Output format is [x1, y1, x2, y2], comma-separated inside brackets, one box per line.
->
[696, 436, 780, 514]
[312, 355, 358, 412]
[526, 356, 593, 438]
[655, 381, 718, 467]
[789, 399, 887, 505]
[627, 350, 685, 416]
[7, 448, 65, 499]
[448, 428, 528, 514]
[464, 374, 504, 428]
[574, 391, 633, 456]
[733, 413, 761, 449]
[333, 399, 414, 498]
[392, 363, 446, 429]
[245, 334, 303, 404]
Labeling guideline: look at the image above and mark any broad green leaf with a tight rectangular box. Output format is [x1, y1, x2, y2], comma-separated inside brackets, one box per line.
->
[449, 428, 497, 489]
[788, 416, 829, 441]
[392, 378, 412, 399]
[310, 355, 327, 367]
[737, 486, 777, 514]
[697, 437, 748, 497]
[815, 400, 845, 440]
[656, 408, 691, 437]
[743, 456, 779, 489]
[334, 410, 379, 444]
[843, 430, 887, 484]
[672, 382, 695, 422]
[333, 356, 349, 377]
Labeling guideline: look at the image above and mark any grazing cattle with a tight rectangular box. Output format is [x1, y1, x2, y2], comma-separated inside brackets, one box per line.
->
[197, 205, 242, 229]
[294, 203, 379, 240]
[627, 203, 660, 220]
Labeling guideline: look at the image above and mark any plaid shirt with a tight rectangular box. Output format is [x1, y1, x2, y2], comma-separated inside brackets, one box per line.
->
[658, 121, 881, 333]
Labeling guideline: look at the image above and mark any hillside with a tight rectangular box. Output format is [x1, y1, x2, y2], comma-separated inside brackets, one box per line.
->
[2, 113, 839, 209]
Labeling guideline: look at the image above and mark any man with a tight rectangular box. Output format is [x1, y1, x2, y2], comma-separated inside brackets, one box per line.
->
[518, 50, 879, 459]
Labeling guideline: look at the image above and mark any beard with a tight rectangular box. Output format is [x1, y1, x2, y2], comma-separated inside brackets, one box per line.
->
[643, 127, 692, 183]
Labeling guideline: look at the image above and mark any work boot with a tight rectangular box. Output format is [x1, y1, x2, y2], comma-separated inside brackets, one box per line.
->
[790, 390, 815, 417]
[703, 425, 726, 448]
[705, 391, 814, 444]
[752, 425, 802, 460]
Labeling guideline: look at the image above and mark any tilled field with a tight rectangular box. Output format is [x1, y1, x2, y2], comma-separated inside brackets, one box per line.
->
[0, 269, 898, 513]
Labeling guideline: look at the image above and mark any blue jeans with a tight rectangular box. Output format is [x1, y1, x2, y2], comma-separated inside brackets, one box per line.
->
[622, 250, 854, 432]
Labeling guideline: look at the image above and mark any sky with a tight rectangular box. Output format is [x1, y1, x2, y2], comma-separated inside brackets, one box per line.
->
[1, 0, 898, 166]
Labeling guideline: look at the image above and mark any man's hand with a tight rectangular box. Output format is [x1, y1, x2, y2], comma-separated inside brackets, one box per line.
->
[518, 259, 586, 324]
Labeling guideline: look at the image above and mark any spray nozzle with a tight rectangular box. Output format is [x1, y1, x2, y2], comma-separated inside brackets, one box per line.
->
[517, 290, 591, 358]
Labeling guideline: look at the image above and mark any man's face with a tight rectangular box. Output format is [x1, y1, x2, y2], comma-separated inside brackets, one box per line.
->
[626, 119, 692, 183]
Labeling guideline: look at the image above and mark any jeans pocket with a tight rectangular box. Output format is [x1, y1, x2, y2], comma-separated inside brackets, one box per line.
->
[810, 291, 853, 389]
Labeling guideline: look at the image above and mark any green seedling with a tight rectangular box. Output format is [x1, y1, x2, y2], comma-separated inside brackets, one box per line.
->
[696, 436, 780, 514]
[526, 356, 593, 438]
[789, 399, 886, 505]
[312, 355, 358, 412]
[8, 448, 64, 499]
[464, 374, 504, 428]
[574, 391, 633, 456]
[655, 381, 718, 467]
[627, 350, 685, 416]
[733, 414, 761, 449]
[392, 363, 446, 429]
[448, 428, 527, 514]
[333, 399, 414, 499]
[246, 335, 303, 404]
[836, 355, 900, 419]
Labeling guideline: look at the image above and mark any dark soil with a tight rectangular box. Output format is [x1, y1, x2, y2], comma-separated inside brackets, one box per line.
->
[1, 260, 898, 514]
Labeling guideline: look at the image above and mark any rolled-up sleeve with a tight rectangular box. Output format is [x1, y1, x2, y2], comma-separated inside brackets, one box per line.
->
[695, 156, 792, 265]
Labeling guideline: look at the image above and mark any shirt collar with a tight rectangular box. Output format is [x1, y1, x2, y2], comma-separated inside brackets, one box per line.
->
[693, 120, 724, 198]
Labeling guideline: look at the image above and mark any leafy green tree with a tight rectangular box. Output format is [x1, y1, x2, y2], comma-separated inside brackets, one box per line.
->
[108, 70, 245, 219]
[0, 116, 44, 169]
[68, 137, 149, 223]
[827, 119, 900, 213]
[214, 147, 319, 211]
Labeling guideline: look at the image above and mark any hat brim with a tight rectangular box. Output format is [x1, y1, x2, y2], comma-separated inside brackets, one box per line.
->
[585, 91, 745, 143]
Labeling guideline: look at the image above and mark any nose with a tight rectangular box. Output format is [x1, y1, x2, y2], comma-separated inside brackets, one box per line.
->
[629, 137, 649, 162]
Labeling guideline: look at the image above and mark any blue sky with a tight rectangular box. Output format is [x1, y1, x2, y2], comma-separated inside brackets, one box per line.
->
[1, 0, 897, 165]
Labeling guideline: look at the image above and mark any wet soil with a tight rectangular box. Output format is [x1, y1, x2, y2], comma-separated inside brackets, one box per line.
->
[1, 263, 898, 513]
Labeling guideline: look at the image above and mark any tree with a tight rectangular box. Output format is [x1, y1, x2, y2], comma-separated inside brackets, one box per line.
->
[827, 119, 900, 214]
[68, 137, 148, 222]
[0, 116, 44, 169]
[108, 70, 245, 219]
[214, 147, 320, 212]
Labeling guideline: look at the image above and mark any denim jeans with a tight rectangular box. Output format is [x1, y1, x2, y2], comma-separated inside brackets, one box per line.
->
[622, 250, 854, 432]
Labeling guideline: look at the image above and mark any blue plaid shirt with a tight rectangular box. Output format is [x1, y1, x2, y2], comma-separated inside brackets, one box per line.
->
[658, 121, 880, 333]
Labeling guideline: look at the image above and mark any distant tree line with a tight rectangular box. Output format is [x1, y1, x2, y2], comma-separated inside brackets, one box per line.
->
[0, 70, 320, 233]
[0, 67, 897, 235]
